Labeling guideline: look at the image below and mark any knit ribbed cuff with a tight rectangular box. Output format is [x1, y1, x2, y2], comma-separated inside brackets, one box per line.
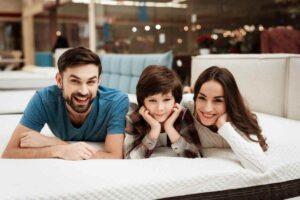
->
[171, 136, 187, 154]
[142, 134, 157, 150]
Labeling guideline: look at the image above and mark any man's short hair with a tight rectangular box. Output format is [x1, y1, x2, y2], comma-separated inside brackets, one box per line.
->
[57, 46, 102, 76]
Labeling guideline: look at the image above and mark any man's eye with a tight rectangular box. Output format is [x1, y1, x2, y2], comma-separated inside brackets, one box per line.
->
[88, 81, 96, 85]
[71, 80, 79, 83]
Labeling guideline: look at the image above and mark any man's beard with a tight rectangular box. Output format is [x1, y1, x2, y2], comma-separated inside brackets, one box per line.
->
[63, 90, 95, 114]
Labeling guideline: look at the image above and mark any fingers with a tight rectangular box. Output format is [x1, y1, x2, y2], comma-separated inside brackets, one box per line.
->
[81, 142, 98, 155]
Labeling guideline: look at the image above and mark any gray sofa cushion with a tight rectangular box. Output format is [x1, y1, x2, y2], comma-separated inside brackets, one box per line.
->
[100, 51, 173, 94]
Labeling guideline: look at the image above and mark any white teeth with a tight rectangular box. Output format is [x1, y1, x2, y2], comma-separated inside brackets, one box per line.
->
[75, 96, 88, 101]
[203, 113, 214, 118]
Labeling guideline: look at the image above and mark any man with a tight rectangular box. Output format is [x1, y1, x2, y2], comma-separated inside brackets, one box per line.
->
[2, 47, 128, 160]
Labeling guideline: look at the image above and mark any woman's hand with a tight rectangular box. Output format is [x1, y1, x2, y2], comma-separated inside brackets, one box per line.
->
[139, 106, 161, 139]
[216, 112, 228, 129]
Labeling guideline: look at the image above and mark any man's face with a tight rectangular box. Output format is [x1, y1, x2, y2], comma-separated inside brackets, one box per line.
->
[56, 64, 100, 114]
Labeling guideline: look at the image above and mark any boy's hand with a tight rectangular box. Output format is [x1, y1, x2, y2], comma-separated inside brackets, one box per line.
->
[164, 103, 183, 130]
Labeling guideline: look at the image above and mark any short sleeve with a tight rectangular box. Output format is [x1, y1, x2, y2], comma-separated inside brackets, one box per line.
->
[107, 94, 129, 134]
[20, 92, 47, 132]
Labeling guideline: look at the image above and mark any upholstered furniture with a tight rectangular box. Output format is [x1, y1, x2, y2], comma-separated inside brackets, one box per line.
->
[100, 51, 173, 94]
[191, 54, 300, 120]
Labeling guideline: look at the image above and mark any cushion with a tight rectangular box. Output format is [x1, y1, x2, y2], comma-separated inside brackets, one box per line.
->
[100, 51, 173, 94]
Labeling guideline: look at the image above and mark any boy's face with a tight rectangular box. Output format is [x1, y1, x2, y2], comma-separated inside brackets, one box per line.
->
[143, 92, 175, 123]
[56, 64, 100, 114]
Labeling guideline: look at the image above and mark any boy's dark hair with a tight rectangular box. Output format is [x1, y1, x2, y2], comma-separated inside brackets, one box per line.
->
[136, 65, 182, 106]
[57, 46, 101, 76]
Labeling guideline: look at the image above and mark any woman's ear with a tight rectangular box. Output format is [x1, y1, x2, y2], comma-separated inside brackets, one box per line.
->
[55, 72, 63, 89]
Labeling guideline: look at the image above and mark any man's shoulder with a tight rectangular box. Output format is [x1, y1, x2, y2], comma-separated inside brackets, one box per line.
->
[36, 85, 61, 100]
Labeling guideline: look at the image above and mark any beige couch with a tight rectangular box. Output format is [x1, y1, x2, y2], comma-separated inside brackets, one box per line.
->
[191, 54, 300, 120]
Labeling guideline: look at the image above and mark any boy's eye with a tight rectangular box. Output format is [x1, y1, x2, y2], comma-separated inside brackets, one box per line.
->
[148, 99, 156, 102]
[164, 98, 171, 101]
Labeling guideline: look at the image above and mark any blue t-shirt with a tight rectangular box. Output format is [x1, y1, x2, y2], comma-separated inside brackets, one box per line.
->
[20, 85, 129, 142]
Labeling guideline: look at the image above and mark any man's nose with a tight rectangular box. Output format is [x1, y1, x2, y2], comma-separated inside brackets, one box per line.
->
[78, 84, 88, 95]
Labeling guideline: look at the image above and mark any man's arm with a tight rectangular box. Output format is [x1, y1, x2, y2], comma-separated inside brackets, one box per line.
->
[2, 123, 97, 160]
[92, 134, 124, 159]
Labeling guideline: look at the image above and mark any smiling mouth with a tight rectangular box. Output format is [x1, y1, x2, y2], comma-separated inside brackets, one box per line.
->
[73, 96, 89, 104]
[201, 112, 215, 118]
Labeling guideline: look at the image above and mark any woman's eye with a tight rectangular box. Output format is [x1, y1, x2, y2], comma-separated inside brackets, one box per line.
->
[214, 99, 224, 103]
[198, 96, 205, 101]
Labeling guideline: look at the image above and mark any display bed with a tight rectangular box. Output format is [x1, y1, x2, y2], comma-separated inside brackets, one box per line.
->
[0, 68, 57, 90]
[0, 113, 300, 199]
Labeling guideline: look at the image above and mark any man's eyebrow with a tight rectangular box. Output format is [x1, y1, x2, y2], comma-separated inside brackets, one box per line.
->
[88, 76, 98, 80]
[69, 75, 98, 80]
[69, 75, 80, 79]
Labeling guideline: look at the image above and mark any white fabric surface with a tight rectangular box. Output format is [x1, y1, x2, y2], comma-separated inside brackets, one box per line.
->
[287, 57, 300, 120]
[0, 68, 57, 89]
[1, 113, 300, 199]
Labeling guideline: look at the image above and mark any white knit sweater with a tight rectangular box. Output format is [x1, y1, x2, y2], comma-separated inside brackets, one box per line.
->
[181, 94, 268, 173]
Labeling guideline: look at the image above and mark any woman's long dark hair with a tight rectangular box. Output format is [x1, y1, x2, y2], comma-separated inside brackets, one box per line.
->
[193, 66, 268, 151]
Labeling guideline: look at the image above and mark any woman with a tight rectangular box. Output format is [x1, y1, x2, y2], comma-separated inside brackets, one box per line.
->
[124, 65, 201, 159]
[182, 66, 268, 172]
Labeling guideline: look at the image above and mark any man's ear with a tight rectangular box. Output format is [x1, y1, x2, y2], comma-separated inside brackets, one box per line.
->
[56, 72, 63, 89]
[98, 76, 101, 84]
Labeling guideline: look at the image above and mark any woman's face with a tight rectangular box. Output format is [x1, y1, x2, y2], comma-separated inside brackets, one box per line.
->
[143, 92, 175, 123]
[195, 80, 226, 126]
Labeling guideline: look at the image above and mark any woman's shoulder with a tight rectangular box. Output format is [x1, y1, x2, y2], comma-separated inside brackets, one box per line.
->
[181, 93, 195, 113]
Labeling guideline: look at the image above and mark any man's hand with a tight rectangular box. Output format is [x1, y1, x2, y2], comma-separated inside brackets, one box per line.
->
[20, 131, 60, 148]
[56, 142, 98, 160]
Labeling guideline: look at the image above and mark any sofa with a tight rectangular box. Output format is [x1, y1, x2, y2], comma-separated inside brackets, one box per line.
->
[1, 53, 300, 199]
[100, 51, 173, 94]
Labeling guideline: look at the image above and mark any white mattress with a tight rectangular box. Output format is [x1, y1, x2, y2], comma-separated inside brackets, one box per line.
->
[0, 113, 300, 199]
[0, 68, 57, 90]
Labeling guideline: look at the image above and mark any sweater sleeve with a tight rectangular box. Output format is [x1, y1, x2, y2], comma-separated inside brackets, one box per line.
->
[124, 114, 155, 159]
[218, 122, 268, 173]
